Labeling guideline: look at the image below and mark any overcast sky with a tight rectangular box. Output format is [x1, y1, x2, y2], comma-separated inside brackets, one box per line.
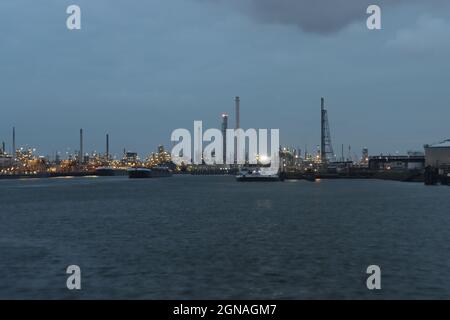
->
[0, 0, 449, 158]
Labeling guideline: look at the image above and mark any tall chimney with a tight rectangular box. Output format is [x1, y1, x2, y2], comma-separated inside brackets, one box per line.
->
[235, 96, 240, 129]
[12, 126, 16, 159]
[2, 141, 5, 154]
[79, 129, 83, 164]
[221, 114, 228, 164]
[106, 133, 109, 160]
[320, 98, 325, 162]
[234, 96, 240, 165]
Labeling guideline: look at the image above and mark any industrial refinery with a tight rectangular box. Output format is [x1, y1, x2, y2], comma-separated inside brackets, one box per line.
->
[1, 96, 448, 185]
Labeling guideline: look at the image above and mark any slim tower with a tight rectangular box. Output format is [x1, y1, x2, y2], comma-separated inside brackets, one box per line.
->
[79, 129, 84, 164]
[234, 96, 240, 165]
[106, 134, 110, 160]
[221, 114, 228, 164]
[235, 96, 240, 130]
[320, 98, 335, 163]
[320, 98, 326, 162]
[12, 127, 16, 158]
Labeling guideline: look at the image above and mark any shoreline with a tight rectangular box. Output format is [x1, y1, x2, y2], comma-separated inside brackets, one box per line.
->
[0, 171, 434, 184]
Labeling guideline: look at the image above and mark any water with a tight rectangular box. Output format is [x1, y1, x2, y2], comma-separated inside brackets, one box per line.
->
[0, 175, 449, 299]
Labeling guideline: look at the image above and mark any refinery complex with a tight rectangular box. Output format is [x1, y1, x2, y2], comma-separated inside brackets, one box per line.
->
[1, 97, 449, 185]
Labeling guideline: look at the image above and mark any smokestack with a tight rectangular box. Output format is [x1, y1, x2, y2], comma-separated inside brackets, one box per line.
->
[235, 96, 240, 129]
[106, 134, 109, 160]
[234, 97, 241, 165]
[79, 129, 83, 164]
[320, 97, 325, 162]
[1, 141, 5, 154]
[12, 127, 16, 159]
[221, 114, 228, 164]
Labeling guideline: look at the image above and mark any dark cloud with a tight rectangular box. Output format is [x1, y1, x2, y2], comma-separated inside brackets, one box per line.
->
[200, 0, 446, 34]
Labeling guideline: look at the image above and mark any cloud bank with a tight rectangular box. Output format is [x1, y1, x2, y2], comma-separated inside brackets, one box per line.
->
[200, 0, 446, 34]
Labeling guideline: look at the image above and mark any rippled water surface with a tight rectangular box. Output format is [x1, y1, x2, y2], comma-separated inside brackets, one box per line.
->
[1, 176, 449, 299]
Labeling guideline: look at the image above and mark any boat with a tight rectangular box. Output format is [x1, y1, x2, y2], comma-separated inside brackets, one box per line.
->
[95, 167, 128, 176]
[236, 167, 283, 182]
[149, 166, 173, 178]
[128, 167, 173, 179]
[303, 172, 317, 182]
[128, 168, 152, 178]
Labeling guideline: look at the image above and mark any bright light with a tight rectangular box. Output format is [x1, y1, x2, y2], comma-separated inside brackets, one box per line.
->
[259, 155, 270, 164]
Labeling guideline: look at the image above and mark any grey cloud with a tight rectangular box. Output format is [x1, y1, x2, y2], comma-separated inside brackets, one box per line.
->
[386, 15, 450, 55]
[200, 0, 446, 34]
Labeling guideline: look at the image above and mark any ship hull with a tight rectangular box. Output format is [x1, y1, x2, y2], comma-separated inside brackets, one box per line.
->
[95, 168, 128, 176]
[236, 167, 283, 182]
[236, 175, 281, 182]
[236, 176, 281, 182]
[128, 168, 172, 179]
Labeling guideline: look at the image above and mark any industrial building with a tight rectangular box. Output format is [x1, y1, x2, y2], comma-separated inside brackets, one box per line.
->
[424, 140, 450, 168]
[369, 155, 425, 171]
[0, 154, 13, 169]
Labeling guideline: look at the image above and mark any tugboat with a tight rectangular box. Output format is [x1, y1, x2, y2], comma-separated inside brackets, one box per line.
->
[236, 167, 283, 182]
[149, 166, 173, 178]
[128, 166, 172, 179]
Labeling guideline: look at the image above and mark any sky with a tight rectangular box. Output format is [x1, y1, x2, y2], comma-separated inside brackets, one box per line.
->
[0, 0, 449, 159]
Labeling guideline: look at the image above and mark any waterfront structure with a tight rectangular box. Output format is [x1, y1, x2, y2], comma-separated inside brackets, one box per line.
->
[125, 152, 138, 161]
[320, 98, 335, 163]
[0, 128, 178, 176]
[361, 148, 369, 166]
[369, 155, 425, 171]
[0, 154, 13, 169]
[146, 146, 172, 168]
[424, 140, 450, 168]
[280, 147, 296, 168]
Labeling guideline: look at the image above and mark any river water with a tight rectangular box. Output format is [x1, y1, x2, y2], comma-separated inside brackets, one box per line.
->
[0, 176, 449, 299]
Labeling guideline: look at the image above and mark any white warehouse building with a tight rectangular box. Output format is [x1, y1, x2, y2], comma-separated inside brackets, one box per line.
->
[424, 140, 450, 168]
